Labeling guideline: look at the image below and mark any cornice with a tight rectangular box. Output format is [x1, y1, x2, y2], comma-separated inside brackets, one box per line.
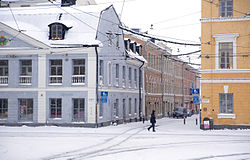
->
[200, 69, 250, 73]
[200, 16, 250, 23]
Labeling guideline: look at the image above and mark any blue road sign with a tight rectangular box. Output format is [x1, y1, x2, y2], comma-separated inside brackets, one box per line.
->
[193, 96, 199, 103]
[100, 91, 108, 103]
[192, 88, 200, 95]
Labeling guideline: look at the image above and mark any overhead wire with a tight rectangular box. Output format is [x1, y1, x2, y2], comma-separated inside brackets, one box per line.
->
[153, 10, 201, 25]
[121, 26, 201, 46]
[202, 0, 248, 16]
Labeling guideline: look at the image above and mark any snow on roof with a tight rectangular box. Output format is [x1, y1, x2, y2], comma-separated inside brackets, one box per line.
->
[0, 5, 112, 47]
[126, 50, 147, 64]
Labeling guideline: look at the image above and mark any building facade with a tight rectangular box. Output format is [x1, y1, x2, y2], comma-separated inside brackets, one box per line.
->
[0, 5, 145, 127]
[200, 0, 250, 129]
[125, 32, 199, 120]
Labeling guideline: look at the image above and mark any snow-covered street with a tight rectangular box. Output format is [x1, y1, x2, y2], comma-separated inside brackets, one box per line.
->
[1, 115, 250, 160]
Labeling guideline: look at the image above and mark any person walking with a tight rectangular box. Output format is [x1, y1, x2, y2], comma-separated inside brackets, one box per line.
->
[148, 110, 156, 132]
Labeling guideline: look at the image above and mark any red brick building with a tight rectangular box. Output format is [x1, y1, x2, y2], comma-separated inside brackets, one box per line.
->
[124, 32, 200, 119]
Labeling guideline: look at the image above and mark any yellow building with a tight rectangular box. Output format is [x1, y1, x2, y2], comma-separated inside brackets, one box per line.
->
[200, 0, 250, 129]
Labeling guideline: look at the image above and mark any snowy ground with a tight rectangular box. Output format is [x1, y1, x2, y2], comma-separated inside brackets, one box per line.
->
[0, 115, 250, 160]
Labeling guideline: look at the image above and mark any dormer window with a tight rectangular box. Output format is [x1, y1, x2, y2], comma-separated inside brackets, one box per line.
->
[130, 42, 136, 53]
[48, 23, 71, 40]
[124, 39, 131, 51]
[136, 45, 142, 55]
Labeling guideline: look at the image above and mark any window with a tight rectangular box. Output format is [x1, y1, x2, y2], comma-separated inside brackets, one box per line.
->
[0, 60, 8, 85]
[19, 99, 33, 121]
[72, 59, 85, 84]
[134, 98, 137, 114]
[130, 42, 136, 52]
[136, 45, 142, 55]
[124, 40, 130, 51]
[99, 102, 103, 117]
[99, 60, 104, 86]
[134, 69, 137, 88]
[115, 64, 119, 87]
[107, 33, 112, 46]
[73, 98, 85, 122]
[219, 93, 233, 113]
[219, 42, 233, 69]
[61, 0, 76, 6]
[122, 99, 126, 119]
[0, 99, 8, 119]
[107, 62, 112, 86]
[50, 60, 62, 84]
[122, 66, 126, 88]
[114, 99, 119, 117]
[129, 98, 132, 114]
[50, 98, 62, 118]
[115, 34, 120, 48]
[49, 23, 70, 40]
[19, 60, 32, 84]
[213, 34, 238, 70]
[219, 0, 233, 17]
[129, 67, 132, 88]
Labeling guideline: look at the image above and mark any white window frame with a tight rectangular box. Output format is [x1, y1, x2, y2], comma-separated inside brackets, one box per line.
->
[72, 98, 85, 122]
[213, 34, 239, 70]
[107, 61, 112, 86]
[219, 0, 233, 17]
[0, 99, 8, 119]
[49, 60, 62, 85]
[134, 69, 137, 88]
[50, 98, 62, 119]
[19, 99, 33, 121]
[0, 60, 8, 85]
[19, 60, 32, 85]
[114, 99, 119, 118]
[115, 64, 119, 87]
[128, 67, 132, 88]
[99, 60, 104, 86]
[72, 59, 85, 85]
[99, 102, 103, 118]
[122, 66, 126, 88]
[129, 98, 132, 115]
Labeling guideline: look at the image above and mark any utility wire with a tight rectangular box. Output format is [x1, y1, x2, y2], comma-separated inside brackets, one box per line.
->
[155, 22, 200, 31]
[8, 5, 21, 32]
[167, 50, 201, 57]
[202, 0, 248, 16]
[153, 11, 201, 24]
[119, 0, 126, 20]
[121, 26, 201, 46]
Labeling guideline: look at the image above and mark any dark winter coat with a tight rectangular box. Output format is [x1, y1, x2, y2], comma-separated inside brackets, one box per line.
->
[150, 111, 156, 124]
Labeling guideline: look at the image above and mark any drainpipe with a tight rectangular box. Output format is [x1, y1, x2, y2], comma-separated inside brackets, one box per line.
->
[161, 53, 164, 117]
[144, 41, 150, 120]
[182, 63, 185, 107]
[95, 46, 99, 128]
[173, 61, 175, 109]
[139, 61, 145, 121]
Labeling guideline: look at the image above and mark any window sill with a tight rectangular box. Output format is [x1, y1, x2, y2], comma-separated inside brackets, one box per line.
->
[0, 84, 8, 86]
[49, 83, 62, 86]
[19, 83, 32, 86]
[217, 113, 236, 119]
[72, 83, 85, 86]
[49, 118, 62, 120]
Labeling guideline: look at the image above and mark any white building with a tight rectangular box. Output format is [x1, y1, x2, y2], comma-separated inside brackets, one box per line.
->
[0, 4, 146, 127]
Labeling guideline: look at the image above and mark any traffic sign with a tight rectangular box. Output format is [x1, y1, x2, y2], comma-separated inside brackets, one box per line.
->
[192, 88, 200, 95]
[100, 91, 108, 103]
[193, 96, 199, 103]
